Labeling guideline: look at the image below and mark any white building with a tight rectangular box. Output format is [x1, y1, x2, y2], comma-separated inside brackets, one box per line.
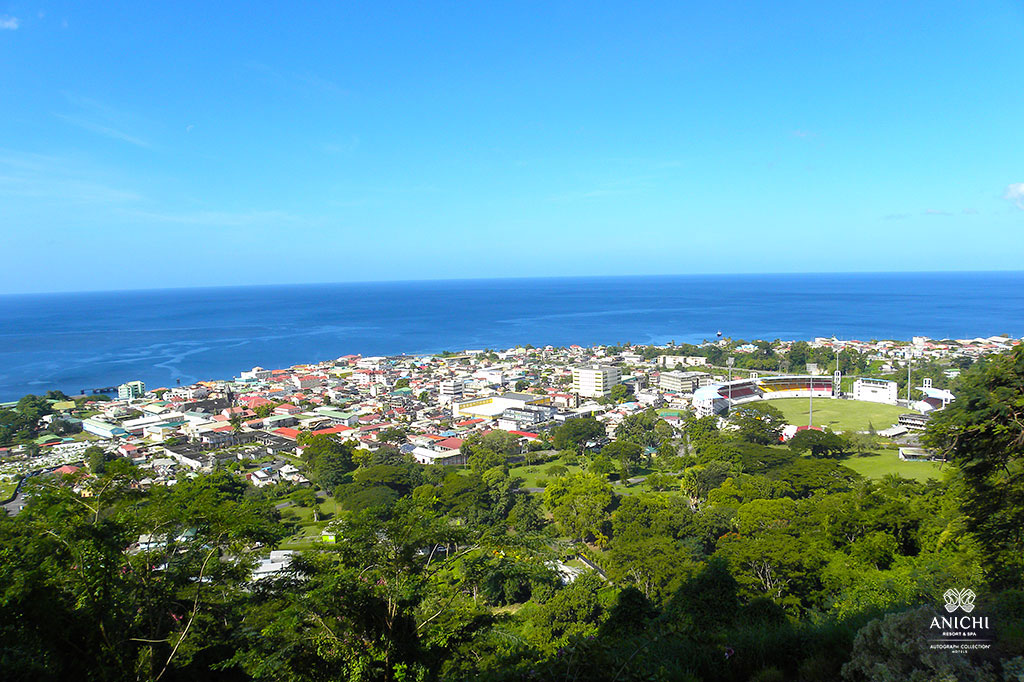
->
[118, 380, 146, 401]
[658, 355, 708, 368]
[122, 411, 187, 436]
[659, 371, 710, 394]
[473, 368, 506, 385]
[571, 365, 622, 398]
[452, 392, 551, 420]
[692, 386, 729, 417]
[239, 367, 273, 381]
[166, 385, 210, 400]
[252, 550, 294, 580]
[439, 379, 465, 404]
[82, 417, 128, 439]
[851, 378, 898, 405]
[410, 446, 467, 466]
[914, 385, 956, 413]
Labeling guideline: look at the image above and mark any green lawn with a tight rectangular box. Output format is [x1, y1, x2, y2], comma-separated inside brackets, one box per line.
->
[0, 480, 17, 501]
[70, 432, 100, 442]
[767, 397, 909, 432]
[840, 450, 946, 482]
[508, 460, 584, 488]
[280, 511, 330, 548]
[277, 492, 339, 549]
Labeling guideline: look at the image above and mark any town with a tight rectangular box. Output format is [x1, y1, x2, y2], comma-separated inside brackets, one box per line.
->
[1, 333, 1013, 510]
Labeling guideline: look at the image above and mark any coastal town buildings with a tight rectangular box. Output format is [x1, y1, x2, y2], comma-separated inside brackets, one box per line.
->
[3, 333, 1019, 502]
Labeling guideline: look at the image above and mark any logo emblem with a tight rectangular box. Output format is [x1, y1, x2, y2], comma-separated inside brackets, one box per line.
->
[943, 588, 976, 613]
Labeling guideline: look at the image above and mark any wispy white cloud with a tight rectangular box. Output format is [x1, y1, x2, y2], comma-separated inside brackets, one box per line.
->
[123, 209, 301, 227]
[54, 114, 152, 148]
[1004, 183, 1024, 210]
[549, 174, 658, 203]
[294, 71, 350, 96]
[247, 62, 352, 96]
[324, 135, 360, 154]
[549, 188, 636, 202]
[54, 94, 153, 148]
[0, 150, 143, 204]
[0, 15, 19, 30]
[884, 207, 977, 220]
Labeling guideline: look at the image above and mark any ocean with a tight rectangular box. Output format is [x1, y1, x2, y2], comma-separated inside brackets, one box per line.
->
[0, 272, 1021, 401]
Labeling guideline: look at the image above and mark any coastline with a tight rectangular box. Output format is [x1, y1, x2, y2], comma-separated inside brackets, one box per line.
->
[1, 272, 1022, 401]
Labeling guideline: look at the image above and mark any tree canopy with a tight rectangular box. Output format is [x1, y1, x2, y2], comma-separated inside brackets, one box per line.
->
[925, 345, 1024, 588]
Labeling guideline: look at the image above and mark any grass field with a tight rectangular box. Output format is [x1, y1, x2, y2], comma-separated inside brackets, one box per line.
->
[278, 493, 340, 548]
[508, 461, 584, 488]
[767, 397, 909, 432]
[0, 480, 17, 501]
[840, 450, 946, 482]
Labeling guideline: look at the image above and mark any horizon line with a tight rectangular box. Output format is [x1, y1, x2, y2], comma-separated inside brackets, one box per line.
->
[3, 268, 1023, 298]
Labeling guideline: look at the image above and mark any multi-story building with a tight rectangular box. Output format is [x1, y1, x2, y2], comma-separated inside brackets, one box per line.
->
[496, 404, 557, 431]
[118, 380, 146, 401]
[439, 380, 465, 404]
[571, 365, 622, 398]
[658, 371, 710, 394]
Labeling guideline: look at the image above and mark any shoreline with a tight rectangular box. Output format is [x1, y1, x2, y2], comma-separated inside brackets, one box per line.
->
[2, 271, 1021, 401]
[6, 332, 1014, 404]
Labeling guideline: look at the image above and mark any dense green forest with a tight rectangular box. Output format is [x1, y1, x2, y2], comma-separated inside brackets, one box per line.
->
[2, 350, 1024, 680]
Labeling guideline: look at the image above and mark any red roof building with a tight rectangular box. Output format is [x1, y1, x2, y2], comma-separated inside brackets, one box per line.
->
[239, 396, 276, 409]
[311, 425, 353, 436]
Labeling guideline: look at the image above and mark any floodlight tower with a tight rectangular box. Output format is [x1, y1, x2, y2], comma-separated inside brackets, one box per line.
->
[809, 373, 813, 427]
[727, 356, 735, 406]
[907, 358, 912, 402]
[834, 339, 842, 398]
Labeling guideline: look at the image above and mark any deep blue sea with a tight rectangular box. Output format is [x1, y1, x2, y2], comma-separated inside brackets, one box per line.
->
[0, 272, 1021, 401]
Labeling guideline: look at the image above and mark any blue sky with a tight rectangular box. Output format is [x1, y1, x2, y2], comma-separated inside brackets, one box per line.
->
[1, 1, 1023, 293]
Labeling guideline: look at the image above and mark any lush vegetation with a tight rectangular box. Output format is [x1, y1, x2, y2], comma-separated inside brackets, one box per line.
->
[0, 391, 95, 447]
[2, 352, 1024, 680]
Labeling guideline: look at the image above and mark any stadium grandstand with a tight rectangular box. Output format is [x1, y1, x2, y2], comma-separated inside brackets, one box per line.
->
[693, 375, 835, 417]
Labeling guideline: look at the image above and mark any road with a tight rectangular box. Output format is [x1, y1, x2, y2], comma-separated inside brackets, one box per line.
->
[2, 474, 30, 516]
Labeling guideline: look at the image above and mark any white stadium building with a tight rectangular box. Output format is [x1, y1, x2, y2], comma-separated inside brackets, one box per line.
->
[692, 375, 835, 417]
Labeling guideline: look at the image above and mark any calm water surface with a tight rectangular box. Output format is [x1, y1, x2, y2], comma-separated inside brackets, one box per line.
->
[0, 272, 1021, 400]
